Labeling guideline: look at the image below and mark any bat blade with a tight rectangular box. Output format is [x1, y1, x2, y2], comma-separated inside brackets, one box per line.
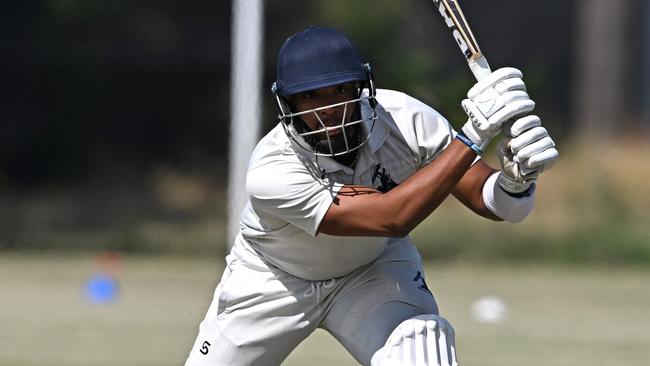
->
[431, 0, 492, 80]
[431, 0, 525, 137]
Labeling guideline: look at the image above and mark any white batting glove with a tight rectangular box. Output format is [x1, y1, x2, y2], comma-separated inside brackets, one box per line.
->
[460, 67, 535, 152]
[497, 115, 559, 194]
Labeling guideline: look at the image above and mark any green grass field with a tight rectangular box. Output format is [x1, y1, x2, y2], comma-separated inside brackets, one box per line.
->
[1, 253, 649, 366]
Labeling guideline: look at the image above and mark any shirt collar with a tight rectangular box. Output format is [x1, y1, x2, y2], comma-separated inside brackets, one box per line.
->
[361, 97, 391, 155]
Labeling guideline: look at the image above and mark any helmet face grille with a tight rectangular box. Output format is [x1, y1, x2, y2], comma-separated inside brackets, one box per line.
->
[279, 95, 377, 158]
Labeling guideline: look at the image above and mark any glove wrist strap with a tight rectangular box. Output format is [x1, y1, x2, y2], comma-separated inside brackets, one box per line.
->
[455, 131, 483, 155]
[496, 172, 535, 197]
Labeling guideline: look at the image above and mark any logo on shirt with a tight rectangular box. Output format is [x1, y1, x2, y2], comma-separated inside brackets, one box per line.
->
[200, 341, 211, 355]
[413, 271, 432, 295]
[372, 164, 399, 193]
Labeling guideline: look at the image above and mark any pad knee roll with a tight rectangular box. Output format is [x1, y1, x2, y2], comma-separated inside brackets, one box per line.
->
[370, 314, 458, 366]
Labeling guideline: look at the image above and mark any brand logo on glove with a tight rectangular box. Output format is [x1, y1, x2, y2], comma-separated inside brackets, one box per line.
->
[463, 106, 482, 130]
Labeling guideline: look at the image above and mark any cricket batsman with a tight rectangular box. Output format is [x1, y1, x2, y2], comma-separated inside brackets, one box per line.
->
[185, 26, 558, 366]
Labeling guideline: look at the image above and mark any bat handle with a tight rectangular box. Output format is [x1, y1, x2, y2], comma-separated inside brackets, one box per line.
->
[468, 54, 491, 81]
[469, 55, 515, 138]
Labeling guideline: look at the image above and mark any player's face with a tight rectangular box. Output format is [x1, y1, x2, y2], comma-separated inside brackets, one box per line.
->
[291, 82, 358, 139]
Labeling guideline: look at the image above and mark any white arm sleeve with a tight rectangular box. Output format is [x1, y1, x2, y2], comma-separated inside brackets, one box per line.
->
[482, 171, 535, 223]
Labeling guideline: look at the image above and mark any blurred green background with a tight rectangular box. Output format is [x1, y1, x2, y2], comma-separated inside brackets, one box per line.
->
[2, 0, 650, 365]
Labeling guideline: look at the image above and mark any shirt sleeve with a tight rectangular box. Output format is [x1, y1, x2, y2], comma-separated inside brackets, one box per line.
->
[393, 94, 456, 167]
[246, 158, 344, 237]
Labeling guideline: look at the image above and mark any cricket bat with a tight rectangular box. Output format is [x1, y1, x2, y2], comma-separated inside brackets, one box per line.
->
[431, 0, 492, 81]
[431, 0, 525, 137]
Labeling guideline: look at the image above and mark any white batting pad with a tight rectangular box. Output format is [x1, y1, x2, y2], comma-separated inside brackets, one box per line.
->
[370, 314, 458, 366]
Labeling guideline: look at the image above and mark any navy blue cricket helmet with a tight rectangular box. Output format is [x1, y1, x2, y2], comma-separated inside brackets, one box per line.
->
[271, 27, 377, 159]
[273, 26, 371, 97]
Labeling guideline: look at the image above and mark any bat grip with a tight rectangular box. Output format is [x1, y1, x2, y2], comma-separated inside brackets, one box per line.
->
[468, 55, 491, 81]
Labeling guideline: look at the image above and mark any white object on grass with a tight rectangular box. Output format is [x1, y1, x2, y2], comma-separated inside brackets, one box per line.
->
[471, 295, 508, 323]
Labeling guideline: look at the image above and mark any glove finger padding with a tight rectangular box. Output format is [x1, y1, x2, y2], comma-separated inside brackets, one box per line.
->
[497, 134, 542, 193]
[495, 77, 527, 94]
[487, 99, 535, 126]
[525, 147, 559, 171]
[510, 126, 549, 153]
[502, 90, 530, 104]
[498, 138, 525, 181]
[514, 136, 556, 163]
[509, 115, 542, 137]
[471, 85, 529, 118]
[467, 67, 523, 98]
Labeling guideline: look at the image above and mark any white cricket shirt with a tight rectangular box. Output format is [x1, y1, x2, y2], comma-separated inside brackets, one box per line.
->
[235, 89, 456, 280]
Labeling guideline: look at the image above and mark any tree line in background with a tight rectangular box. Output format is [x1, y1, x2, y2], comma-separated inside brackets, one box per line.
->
[2, 0, 647, 189]
[1, 0, 649, 259]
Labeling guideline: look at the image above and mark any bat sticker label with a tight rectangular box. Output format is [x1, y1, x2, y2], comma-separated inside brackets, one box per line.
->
[453, 29, 471, 58]
[433, 0, 474, 59]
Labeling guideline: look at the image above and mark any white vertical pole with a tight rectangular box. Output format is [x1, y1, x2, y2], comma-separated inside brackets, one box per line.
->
[228, 0, 264, 247]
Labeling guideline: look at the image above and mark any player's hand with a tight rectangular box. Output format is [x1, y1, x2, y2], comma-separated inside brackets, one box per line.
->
[460, 67, 535, 151]
[496, 115, 559, 194]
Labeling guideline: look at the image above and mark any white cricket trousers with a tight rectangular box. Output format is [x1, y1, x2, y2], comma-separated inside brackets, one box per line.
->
[184, 237, 438, 366]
